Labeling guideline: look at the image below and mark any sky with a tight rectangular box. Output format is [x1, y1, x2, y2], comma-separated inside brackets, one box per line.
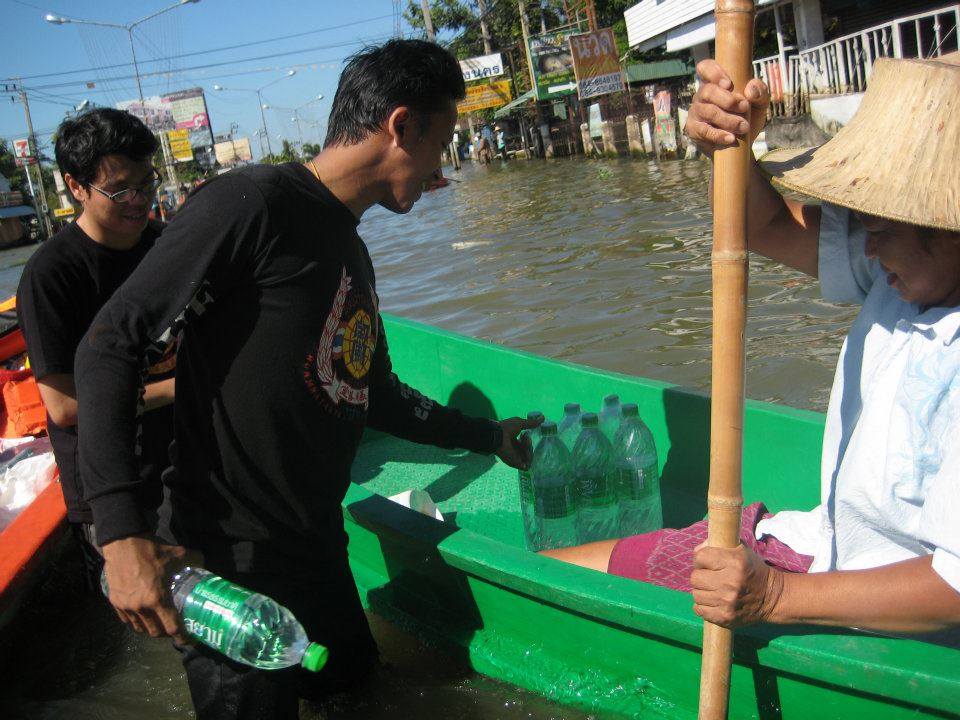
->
[0, 0, 411, 160]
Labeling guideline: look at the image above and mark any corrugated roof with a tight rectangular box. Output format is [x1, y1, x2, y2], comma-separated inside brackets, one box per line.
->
[625, 59, 696, 83]
[0, 206, 36, 220]
[493, 89, 537, 118]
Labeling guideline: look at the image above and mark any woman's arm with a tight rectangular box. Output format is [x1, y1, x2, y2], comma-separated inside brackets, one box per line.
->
[692, 545, 960, 634]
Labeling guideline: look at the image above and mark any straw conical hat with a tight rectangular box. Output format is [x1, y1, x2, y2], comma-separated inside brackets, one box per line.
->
[760, 53, 960, 232]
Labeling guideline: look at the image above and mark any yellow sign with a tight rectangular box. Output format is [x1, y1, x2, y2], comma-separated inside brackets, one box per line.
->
[569, 28, 623, 99]
[456, 80, 513, 115]
[167, 129, 193, 162]
[53, 206, 75, 218]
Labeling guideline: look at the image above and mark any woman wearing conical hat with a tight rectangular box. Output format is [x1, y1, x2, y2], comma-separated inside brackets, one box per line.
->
[544, 54, 960, 636]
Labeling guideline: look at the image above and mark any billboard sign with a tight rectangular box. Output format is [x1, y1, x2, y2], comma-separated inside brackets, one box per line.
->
[214, 138, 254, 165]
[167, 129, 194, 162]
[569, 28, 624, 100]
[528, 31, 577, 100]
[12, 138, 31, 159]
[456, 80, 513, 115]
[118, 87, 215, 152]
[459, 53, 504, 82]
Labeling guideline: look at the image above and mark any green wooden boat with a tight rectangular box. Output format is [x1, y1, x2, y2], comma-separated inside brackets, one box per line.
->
[343, 315, 960, 719]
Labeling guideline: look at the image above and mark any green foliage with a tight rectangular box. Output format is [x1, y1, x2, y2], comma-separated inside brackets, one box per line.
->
[301, 142, 323, 158]
[0, 140, 27, 194]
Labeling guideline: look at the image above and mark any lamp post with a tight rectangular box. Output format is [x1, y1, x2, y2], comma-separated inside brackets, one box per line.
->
[267, 95, 323, 147]
[45, 1, 202, 107]
[213, 70, 296, 158]
[46, 1, 202, 210]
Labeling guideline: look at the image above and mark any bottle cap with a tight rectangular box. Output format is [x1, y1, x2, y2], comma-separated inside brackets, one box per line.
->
[301, 642, 329, 672]
[603, 394, 620, 406]
[581, 412, 598, 427]
[540, 421, 557, 436]
[622, 403, 639, 417]
[527, 411, 544, 421]
[563, 402, 581, 414]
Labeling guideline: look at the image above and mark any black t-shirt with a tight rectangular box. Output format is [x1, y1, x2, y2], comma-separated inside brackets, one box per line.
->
[17, 220, 175, 523]
[76, 163, 501, 573]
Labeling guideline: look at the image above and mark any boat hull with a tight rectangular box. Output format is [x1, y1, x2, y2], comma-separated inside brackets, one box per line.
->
[343, 314, 960, 719]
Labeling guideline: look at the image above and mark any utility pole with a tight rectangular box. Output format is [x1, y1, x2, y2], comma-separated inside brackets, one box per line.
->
[15, 81, 53, 237]
[421, 0, 436, 41]
[477, 0, 493, 54]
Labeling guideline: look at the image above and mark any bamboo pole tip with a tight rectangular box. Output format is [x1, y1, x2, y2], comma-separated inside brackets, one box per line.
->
[715, 0, 755, 14]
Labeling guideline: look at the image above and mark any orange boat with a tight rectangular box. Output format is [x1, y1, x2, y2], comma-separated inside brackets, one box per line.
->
[0, 296, 68, 630]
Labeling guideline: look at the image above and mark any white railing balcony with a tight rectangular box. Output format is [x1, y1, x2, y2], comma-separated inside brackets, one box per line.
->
[752, 52, 804, 116]
[796, 4, 960, 97]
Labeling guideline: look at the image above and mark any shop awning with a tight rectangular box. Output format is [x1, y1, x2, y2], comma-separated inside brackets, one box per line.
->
[0, 206, 36, 220]
[625, 59, 696, 84]
[493, 89, 537, 119]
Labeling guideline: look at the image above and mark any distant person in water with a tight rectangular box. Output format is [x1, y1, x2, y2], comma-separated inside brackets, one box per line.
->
[544, 53, 960, 636]
[75, 40, 536, 720]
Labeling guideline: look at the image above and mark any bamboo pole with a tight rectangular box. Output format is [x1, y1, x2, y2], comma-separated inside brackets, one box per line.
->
[699, 1, 755, 719]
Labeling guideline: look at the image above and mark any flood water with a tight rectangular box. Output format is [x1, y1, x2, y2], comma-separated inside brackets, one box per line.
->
[0, 157, 858, 719]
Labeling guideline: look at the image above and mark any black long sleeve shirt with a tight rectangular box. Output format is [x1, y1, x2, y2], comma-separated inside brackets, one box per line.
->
[75, 163, 500, 572]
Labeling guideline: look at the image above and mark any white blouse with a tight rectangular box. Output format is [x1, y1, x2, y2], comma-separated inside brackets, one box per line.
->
[756, 204, 960, 593]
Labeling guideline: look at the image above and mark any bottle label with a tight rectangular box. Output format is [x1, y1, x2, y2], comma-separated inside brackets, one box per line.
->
[578, 472, 613, 507]
[534, 478, 574, 519]
[182, 575, 254, 652]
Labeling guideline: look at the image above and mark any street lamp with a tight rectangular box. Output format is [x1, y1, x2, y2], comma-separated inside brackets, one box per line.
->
[45, 1, 202, 107]
[268, 94, 324, 147]
[213, 70, 296, 157]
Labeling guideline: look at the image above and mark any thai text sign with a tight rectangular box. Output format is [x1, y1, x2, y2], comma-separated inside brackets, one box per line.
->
[569, 28, 623, 100]
[528, 31, 577, 100]
[654, 90, 678, 153]
[214, 138, 254, 165]
[167, 129, 194, 162]
[118, 87, 214, 150]
[456, 80, 513, 114]
[460, 53, 504, 82]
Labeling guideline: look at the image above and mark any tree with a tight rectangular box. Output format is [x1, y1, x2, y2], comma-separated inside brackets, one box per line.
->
[301, 142, 322, 158]
[0, 140, 28, 194]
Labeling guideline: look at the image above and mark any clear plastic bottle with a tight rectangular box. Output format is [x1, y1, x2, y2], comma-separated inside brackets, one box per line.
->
[530, 422, 578, 551]
[518, 411, 545, 549]
[570, 413, 619, 543]
[557, 402, 582, 450]
[102, 567, 328, 672]
[612, 403, 662, 535]
[599, 394, 622, 441]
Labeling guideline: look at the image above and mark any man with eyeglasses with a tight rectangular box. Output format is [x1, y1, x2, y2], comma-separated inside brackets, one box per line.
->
[17, 108, 176, 591]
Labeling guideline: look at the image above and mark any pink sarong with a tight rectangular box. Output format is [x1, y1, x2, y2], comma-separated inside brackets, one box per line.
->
[607, 502, 813, 592]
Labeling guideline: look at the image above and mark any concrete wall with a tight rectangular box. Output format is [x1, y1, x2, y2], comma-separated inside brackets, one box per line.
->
[809, 93, 864, 135]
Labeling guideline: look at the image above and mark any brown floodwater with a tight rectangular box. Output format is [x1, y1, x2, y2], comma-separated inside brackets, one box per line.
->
[0, 156, 858, 719]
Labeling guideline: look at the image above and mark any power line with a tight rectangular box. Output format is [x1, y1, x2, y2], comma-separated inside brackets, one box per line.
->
[22, 36, 392, 92]
[8, 14, 395, 82]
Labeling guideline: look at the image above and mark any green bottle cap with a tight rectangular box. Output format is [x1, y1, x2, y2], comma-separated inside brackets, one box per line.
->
[540, 421, 557, 436]
[622, 403, 639, 417]
[603, 394, 620, 406]
[527, 410, 544, 421]
[563, 402, 581, 414]
[581, 412, 598, 427]
[301, 642, 329, 672]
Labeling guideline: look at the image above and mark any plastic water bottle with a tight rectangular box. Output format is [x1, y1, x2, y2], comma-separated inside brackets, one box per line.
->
[530, 421, 578, 550]
[612, 403, 663, 535]
[571, 413, 619, 543]
[518, 411, 545, 549]
[557, 402, 582, 449]
[599, 394, 622, 441]
[102, 567, 329, 672]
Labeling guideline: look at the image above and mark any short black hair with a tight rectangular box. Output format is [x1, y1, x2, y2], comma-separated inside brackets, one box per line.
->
[55, 108, 158, 186]
[324, 40, 465, 148]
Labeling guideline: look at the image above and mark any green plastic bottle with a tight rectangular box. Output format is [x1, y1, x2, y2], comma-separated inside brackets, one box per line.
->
[557, 402, 582, 450]
[571, 413, 619, 543]
[612, 403, 662, 535]
[530, 421, 577, 550]
[103, 567, 329, 672]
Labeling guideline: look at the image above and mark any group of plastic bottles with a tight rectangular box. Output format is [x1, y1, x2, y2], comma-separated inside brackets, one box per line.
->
[518, 394, 663, 552]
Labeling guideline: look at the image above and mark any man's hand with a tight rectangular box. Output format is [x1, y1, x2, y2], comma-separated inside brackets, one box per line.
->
[101, 535, 201, 644]
[495, 416, 543, 470]
[690, 543, 785, 628]
[684, 59, 771, 158]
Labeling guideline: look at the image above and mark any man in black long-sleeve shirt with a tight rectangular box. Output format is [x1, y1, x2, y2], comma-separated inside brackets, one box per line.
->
[75, 40, 534, 719]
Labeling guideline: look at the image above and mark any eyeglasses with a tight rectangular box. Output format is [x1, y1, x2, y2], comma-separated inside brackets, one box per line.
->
[88, 168, 163, 204]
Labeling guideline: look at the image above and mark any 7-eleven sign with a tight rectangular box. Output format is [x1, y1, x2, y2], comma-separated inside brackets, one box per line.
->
[13, 138, 31, 158]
